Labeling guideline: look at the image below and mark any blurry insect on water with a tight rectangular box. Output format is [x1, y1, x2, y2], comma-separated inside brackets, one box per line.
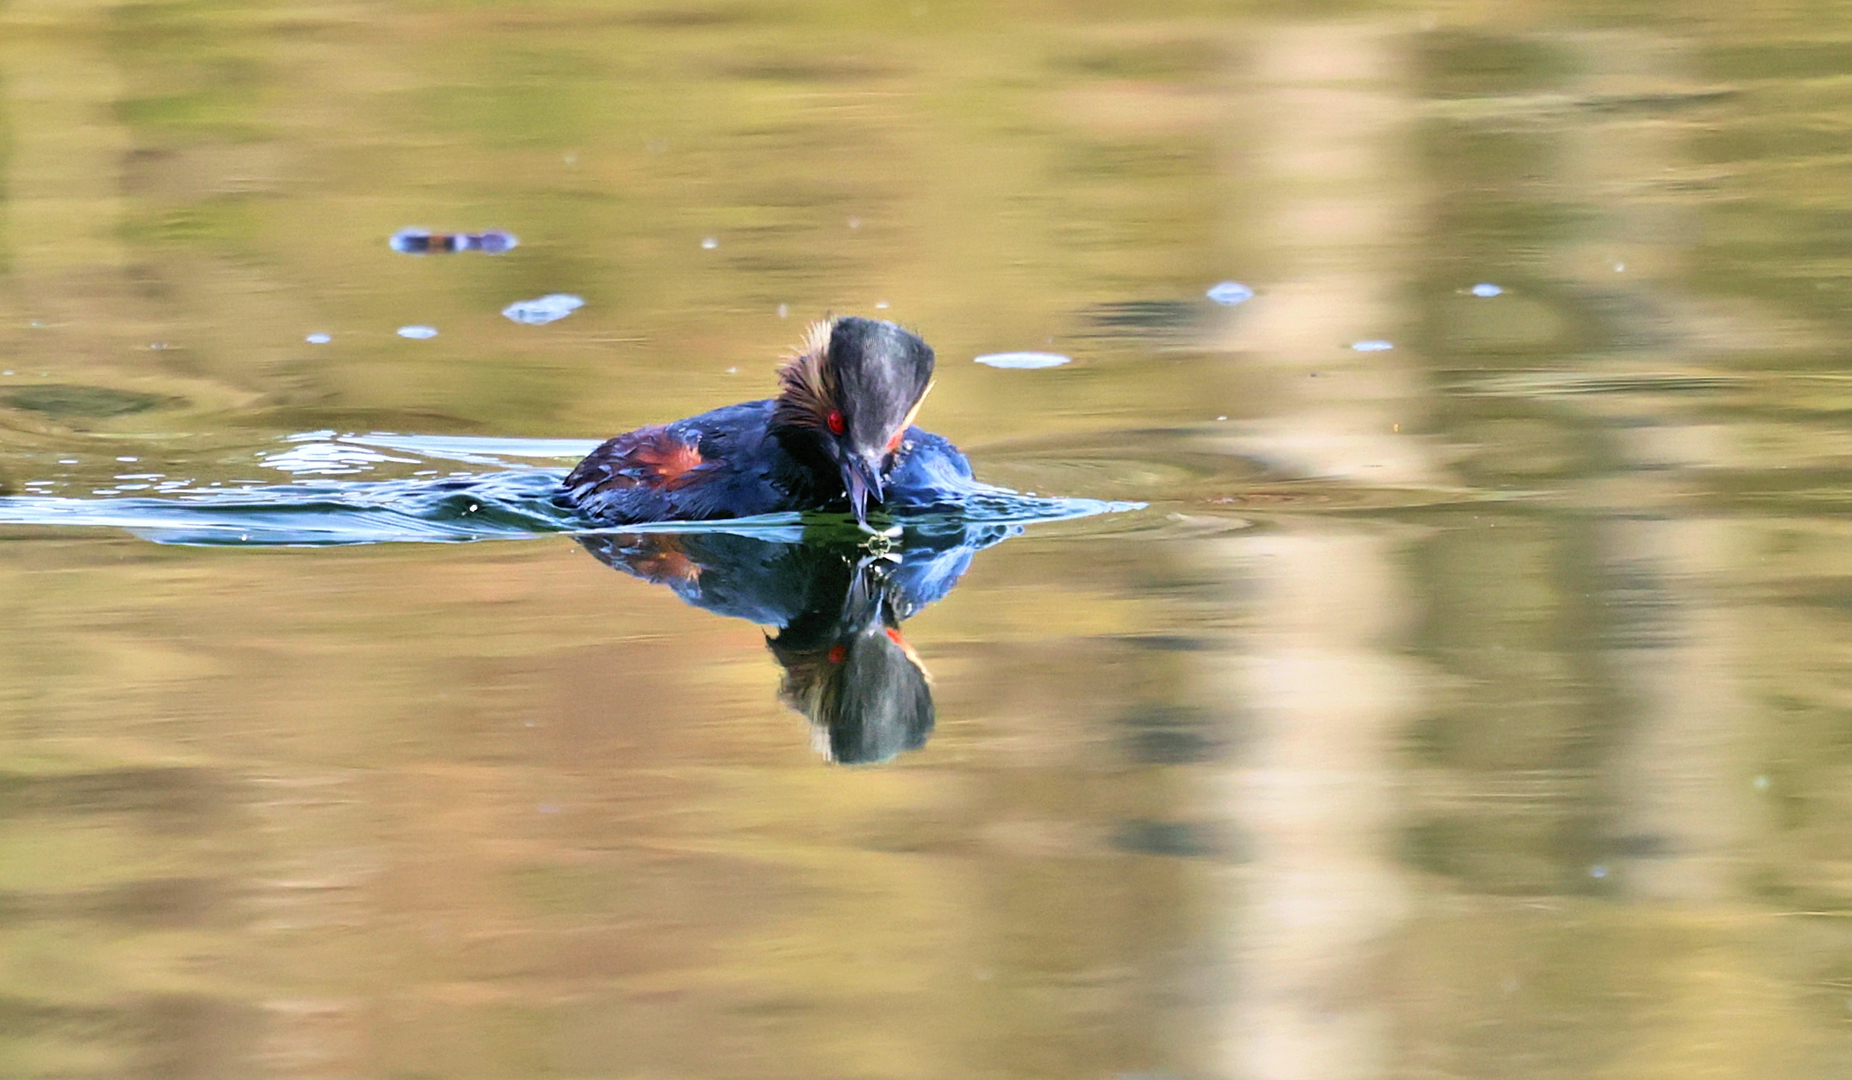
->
[389, 228, 519, 255]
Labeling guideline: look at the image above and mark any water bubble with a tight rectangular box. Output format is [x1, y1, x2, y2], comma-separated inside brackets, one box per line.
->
[306, 333, 332, 344]
[1470, 283, 1503, 297]
[390, 228, 432, 253]
[975, 352, 1071, 369]
[777, 303, 789, 319]
[1351, 340, 1394, 352]
[475, 230, 517, 254]
[875, 301, 889, 309]
[1753, 775, 1771, 791]
[501, 294, 584, 326]
[397, 325, 439, 340]
[848, 217, 862, 229]
[1613, 262, 1626, 272]
[1206, 281, 1254, 306]
[701, 237, 718, 250]
[563, 151, 578, 165]
[1589, 864, 1608, 879]
[116, 456, 138, 463]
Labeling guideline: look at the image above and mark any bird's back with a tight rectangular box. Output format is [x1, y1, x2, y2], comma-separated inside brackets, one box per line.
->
[557, 399, 802, 523]
[557, 400, 978, 524]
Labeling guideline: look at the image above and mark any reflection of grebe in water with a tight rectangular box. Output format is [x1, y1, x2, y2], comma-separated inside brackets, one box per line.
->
[578, 525, 1012, 764]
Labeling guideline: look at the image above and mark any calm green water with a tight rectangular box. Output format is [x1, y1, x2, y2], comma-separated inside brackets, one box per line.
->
[4, 2, 1852, 1077]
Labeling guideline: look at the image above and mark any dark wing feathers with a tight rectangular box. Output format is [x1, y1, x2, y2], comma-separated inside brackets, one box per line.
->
[556, 425, 716, 522]
[562, 425, 706, 495]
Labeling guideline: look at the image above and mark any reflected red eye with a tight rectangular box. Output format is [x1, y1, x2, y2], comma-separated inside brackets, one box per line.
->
[828, 644, 847, 664]
[826, 410, 845, 435]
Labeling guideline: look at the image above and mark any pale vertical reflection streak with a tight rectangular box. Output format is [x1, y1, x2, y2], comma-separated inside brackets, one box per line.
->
[1204, 24, 1436, 1080]
[1552, 34, 1760, 907]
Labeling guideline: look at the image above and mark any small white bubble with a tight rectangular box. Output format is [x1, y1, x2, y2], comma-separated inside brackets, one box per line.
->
[1470, 283, 1502, 297]
[777, 303, 789, 318]
[1613, 262, 1626, 272]
[1216, 415, 1228, 421]
[726, 366, 738, 374]
[306, 333, 332, 344]
[1206, 281, 1254, 306]
[875, 301, 889, 309]
[501, 294, 583, 326]
[116, 456, 138, 463]
[847, 217, 862, 229]
[2, 371, 11, 376]
[701, 237, 718, 249]
[563, 151, 578, 165]
[1753, 775, 1771, 791]
[57, 458, 78, 465]
[397, 325, 438, 339]
[975, 351, 1070, 369]
[1589, 864, 1608, 879]
[1351, 340, 1394, 352]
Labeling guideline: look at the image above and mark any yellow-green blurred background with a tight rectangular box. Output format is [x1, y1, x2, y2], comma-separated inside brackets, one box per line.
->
[5, 0, 1852, 1077]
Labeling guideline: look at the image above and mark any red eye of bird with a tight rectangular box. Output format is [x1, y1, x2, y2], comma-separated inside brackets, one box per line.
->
[828, 644, 847, 664]
[826, 409, 845, 435]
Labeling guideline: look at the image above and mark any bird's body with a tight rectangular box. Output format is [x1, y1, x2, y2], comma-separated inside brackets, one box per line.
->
[556, 317, 974, 528]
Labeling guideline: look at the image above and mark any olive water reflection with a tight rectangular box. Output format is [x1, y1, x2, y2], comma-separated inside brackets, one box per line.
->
[13, 1, 1852, 1079]
[582, 526, 1010, 764]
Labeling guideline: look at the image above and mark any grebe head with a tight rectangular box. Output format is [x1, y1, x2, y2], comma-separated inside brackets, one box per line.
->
[774, 316, 935, 530]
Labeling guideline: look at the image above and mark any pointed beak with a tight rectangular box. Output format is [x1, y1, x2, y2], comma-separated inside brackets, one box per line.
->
[841, 456, 885, 532]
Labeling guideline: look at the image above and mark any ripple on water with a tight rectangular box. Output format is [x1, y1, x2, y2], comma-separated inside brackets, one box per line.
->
[0, 434, 1139, 546]
[2, 384, 179, 418]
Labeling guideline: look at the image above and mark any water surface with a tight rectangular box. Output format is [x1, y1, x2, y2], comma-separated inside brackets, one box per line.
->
[3, 3, 1852, 1078]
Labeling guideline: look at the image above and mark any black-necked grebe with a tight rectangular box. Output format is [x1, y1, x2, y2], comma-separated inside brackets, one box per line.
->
[557, 317, 972, 531]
